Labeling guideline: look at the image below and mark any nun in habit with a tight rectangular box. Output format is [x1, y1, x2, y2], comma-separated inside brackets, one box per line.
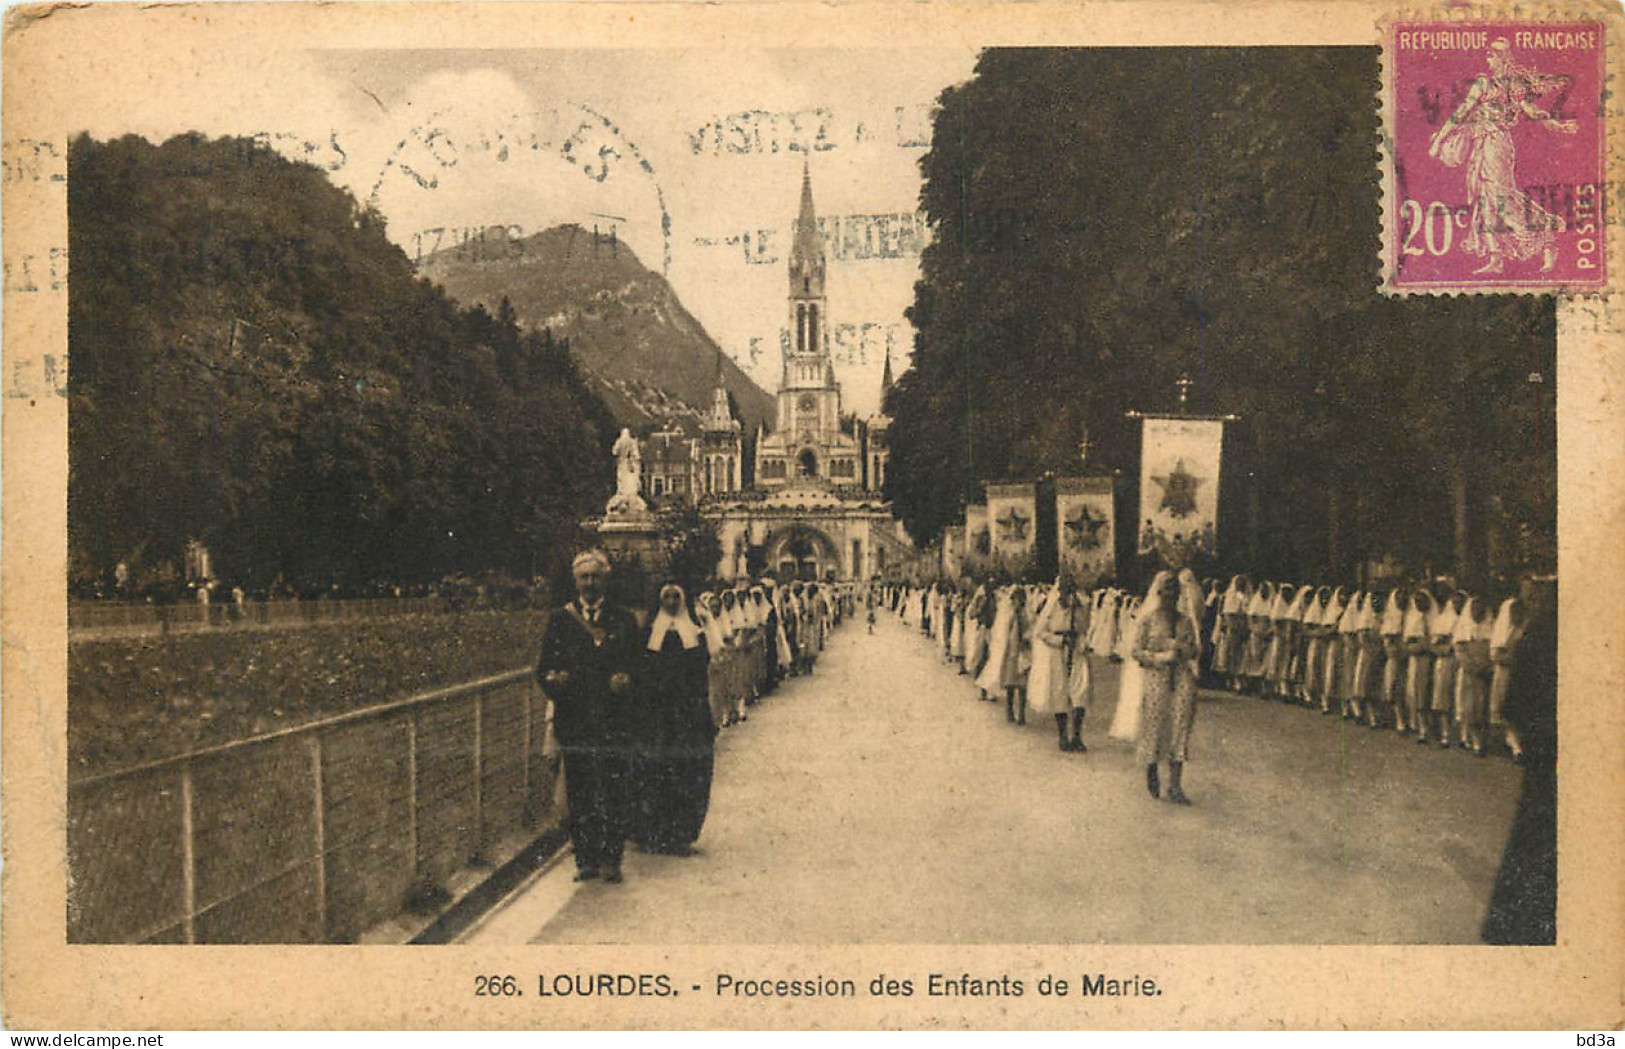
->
[1131, 570, 1202, 804]
[635, 584, 715, 856]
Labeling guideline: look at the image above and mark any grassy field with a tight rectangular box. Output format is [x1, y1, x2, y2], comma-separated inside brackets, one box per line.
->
[69, 610, 548, 779]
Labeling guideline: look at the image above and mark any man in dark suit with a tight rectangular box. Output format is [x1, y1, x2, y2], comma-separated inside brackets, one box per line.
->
[536, 549, 642, 883]
[1482, 576, 1558, 945]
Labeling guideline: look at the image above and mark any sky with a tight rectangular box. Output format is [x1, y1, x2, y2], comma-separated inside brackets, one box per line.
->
[75, 47, 982, 416]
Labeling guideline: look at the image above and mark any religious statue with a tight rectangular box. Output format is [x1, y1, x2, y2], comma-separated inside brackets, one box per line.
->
[605, 427, 649, 516]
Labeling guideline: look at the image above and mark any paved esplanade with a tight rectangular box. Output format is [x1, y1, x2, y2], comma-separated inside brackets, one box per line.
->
[466, 613, 1519, 944]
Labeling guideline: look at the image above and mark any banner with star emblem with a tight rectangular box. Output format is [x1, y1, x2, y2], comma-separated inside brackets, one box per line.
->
[1055, 475, 1116, 585]
[964, 504, 990, 566]
[985, 482, 1037, 568]
[1137, 417, 1222, 566]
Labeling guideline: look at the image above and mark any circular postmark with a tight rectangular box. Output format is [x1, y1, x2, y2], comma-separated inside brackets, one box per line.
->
[364, 99, 672, 275]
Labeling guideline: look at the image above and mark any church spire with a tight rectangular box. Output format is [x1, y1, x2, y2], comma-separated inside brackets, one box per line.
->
[789, 161, 825, 301]
[706, 347, 737, 431]
[880, 345, 895, 397]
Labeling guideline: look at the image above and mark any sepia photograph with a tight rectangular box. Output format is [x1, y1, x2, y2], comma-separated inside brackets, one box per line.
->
[4, 0, 1622, 1031]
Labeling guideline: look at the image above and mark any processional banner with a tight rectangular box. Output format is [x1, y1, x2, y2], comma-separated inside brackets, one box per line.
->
[964, 504, 989, 566]
[1137, 417, 1223, 565]
[985, 482, 1037, 566]
[1055, 475, 1115, 584]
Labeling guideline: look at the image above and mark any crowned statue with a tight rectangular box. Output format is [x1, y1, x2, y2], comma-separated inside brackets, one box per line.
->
[605, 427, 650, 516]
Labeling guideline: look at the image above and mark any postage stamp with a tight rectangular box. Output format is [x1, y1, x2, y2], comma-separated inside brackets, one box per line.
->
[1382, 19, 1609, 294]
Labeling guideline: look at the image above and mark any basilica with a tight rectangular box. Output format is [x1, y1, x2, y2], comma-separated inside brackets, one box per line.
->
[694, 166, 912, 581]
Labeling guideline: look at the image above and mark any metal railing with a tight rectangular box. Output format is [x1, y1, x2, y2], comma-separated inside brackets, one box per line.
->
[67, 669, 561, 944]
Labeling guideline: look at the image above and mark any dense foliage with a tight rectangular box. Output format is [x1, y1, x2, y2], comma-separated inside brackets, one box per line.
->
[68, 133, 617, 595]
[887, 49, 1556, 584]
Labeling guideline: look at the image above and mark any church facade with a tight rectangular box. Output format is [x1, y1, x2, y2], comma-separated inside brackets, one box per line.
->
[700, 166, 911, 582]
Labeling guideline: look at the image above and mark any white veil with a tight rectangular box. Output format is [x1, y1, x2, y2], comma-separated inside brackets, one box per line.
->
[1025, 579, 1067, 714]
[694, 591, 728, 653]
[1110, 571, 1172, 742]
[647, 584, 703, 652]
[974, 587, 1015, 694]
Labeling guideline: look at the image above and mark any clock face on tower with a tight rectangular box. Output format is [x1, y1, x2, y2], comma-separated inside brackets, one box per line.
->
[797, 393, 817, 413]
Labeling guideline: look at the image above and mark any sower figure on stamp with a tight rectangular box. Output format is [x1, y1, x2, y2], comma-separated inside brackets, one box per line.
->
[536, 549, 642, 884]
[1427, 37, 1577, 275]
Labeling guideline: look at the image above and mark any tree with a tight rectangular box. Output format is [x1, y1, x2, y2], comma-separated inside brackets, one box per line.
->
[68, 133, 617, 595]
[889, 49, 1555, 581]
[662, 506, 725, 600]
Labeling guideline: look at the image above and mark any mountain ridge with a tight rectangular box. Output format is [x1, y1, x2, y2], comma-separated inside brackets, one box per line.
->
[418, 224, 775, 435]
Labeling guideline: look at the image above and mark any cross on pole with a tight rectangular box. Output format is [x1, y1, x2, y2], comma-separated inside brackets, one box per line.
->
[1175, 373, 1194, 410]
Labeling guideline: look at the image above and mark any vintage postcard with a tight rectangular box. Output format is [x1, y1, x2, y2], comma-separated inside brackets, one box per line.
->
[3, 0, 1622, 1031]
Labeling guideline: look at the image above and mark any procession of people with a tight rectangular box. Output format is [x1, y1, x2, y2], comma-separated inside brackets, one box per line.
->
[878, 562, 1556, 810]
[536, 549, 857, 884]
[537, 542, 1555, 947]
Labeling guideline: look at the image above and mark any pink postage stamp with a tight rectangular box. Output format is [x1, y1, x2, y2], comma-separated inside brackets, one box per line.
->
[1383, 20, 1608, 294]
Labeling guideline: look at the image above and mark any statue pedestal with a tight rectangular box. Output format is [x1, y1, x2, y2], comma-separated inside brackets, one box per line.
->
[587, 512, 668, 575]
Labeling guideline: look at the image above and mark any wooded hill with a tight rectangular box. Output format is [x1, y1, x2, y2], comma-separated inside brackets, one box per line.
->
[68, 133, 617, 594]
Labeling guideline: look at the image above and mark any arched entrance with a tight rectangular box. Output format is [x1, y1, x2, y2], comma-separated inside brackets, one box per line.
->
[765, 524, 840, 581]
